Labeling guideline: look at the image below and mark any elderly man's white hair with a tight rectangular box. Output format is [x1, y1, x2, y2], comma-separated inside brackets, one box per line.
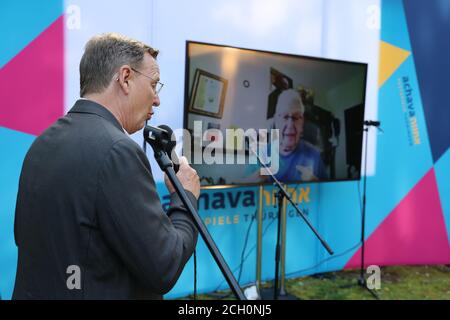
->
[275, 89, 305, 115]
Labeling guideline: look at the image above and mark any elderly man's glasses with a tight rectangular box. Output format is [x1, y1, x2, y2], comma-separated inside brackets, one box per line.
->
[131, 67, 164, 94]
[279, 114, 304, 122]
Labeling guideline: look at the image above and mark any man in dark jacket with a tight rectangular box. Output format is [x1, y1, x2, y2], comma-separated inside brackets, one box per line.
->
[13, 33, 200, 299]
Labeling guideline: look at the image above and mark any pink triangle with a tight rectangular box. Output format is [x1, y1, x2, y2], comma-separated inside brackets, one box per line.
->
[345, 168, 450, 268]
[0, 15, 64, 136]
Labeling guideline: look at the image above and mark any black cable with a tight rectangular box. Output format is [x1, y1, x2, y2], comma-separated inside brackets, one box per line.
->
[284, 179, 364, 278]
[209, 239, 362, 299]
[209, 210, 291, 299]
[207, 205, 363, 298]
[208, 210, 259, 300]
[237, 210, 256, 283]
[286, 241, 362, 278]
[193, 249, 197, 300]
[142, 120, 148, 153]
[281, 179, 364, 278]
[199, 178, 365, 298]
[357, 179, 363, 219]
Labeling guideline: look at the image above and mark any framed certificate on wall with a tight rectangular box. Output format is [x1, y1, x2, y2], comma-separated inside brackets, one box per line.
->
[189, 69, 228, 118]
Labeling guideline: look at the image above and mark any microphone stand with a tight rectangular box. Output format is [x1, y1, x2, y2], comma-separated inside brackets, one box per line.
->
[250, 145, 334, 300]
[357, 121, 381, 298]
[146, 142, 247, 300]
[340, 120, 381, 299]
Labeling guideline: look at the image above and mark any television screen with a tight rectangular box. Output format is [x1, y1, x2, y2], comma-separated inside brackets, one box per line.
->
[183, 41, 367, 187]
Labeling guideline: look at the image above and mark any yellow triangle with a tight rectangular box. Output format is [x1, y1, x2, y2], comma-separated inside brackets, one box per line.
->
[378, 41, 411, 88]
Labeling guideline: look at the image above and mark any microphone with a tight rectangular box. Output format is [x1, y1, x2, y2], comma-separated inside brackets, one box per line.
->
[364, 120, 380, 127]
[143, 124, 180, 172]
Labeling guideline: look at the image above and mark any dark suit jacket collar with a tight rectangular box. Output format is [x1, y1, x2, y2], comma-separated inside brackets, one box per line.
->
[68, 99, 123, 132]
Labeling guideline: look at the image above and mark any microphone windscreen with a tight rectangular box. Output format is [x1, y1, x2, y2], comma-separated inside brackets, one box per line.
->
[158, 125, 180, 172]
[158, 124, 173, 136]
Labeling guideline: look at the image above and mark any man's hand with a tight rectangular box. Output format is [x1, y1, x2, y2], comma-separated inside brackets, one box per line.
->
[164, 156, 200, 199]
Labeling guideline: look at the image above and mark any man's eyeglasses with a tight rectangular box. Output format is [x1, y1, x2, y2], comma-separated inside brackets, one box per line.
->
[279, 113, 304, 122]
[131, 67, 164, 94]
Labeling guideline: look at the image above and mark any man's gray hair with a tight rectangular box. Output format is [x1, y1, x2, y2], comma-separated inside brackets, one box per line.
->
[276, 89, 305, 115]
[79, 33, 158, 97]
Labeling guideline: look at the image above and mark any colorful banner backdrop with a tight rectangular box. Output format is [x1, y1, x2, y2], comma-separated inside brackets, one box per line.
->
[0, 0, 448, 300]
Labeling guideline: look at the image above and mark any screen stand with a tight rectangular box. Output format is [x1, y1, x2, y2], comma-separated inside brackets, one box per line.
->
[251, 147, 334, 300]
[259, 189, 298, 300]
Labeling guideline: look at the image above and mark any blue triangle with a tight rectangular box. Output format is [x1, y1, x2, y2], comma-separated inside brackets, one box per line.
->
[0, 0, 63, 68]
[381, 0, 411, 51]
[434, 147, 450, 245]
[0, 127, 35, 300]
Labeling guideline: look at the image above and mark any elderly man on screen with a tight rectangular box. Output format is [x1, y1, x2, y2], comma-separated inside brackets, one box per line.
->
[272, 89, 328, 182]
[246, 89, 328, 183]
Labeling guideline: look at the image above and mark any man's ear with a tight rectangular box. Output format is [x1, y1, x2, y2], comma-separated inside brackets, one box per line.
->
[117, 65, 132, 94]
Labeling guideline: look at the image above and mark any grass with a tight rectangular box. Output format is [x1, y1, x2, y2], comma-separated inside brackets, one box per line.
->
[181, 265, 450, 300]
